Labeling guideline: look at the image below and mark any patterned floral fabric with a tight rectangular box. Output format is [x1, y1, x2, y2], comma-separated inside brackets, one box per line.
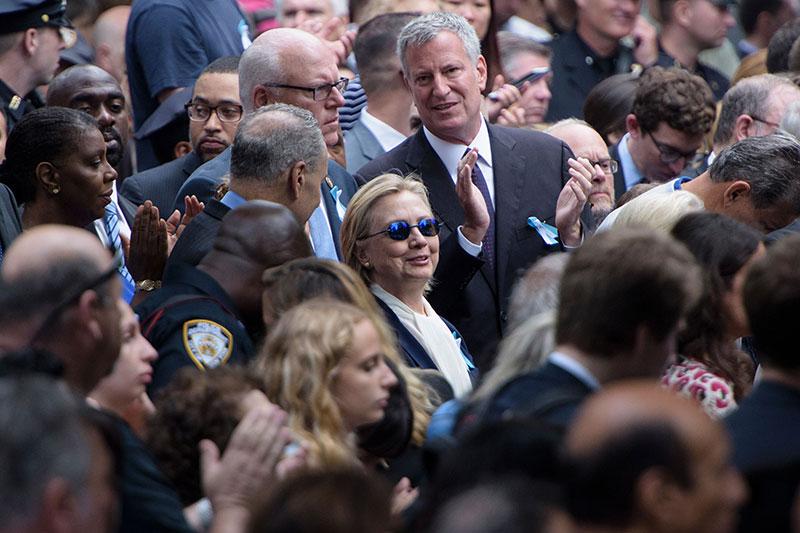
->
[662, 358, 737, 418]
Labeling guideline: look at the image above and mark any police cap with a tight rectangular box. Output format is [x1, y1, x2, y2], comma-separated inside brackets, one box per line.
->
[0, 0, 71, 35]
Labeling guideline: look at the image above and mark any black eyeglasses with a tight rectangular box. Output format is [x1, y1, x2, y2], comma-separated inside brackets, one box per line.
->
[185, 102, 244, 123]
[26, 244, 123, 346]
[262, 77, 349, 102]
[647, 132, 702, 165]
[749, 115, 780, 129]
[588, 158, 619, 173]
[359, 218, 442, 241]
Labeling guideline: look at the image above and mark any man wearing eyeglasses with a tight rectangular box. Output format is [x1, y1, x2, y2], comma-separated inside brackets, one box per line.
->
[610, 66, 715, 199]
[122, 57, 243, 216]
[0, 0, 75, 133]
[171, 27, 359, 262]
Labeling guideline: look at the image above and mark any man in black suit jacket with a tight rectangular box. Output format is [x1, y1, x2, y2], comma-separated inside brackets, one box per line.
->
[356, 12, 592, 368]
[121, 56, 242, 215]
[169, 104, 330, 268]
[0, 183, 22, 261]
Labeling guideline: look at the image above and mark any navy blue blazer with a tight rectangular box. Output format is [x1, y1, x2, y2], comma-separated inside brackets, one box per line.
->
[375, 297, 478, 384]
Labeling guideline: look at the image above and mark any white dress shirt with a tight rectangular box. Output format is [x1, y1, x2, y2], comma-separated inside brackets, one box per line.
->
[360, 107, 407, 153]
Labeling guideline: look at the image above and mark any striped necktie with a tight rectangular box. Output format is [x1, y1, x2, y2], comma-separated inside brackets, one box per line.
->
[104, 203, 136, 303]
[463, 148, 495, 268]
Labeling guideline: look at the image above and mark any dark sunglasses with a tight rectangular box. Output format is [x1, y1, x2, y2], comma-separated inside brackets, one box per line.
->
[359, 218, 442, 241]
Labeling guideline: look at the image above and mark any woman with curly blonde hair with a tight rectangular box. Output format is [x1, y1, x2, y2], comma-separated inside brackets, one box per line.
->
[254, 298, 399, 467]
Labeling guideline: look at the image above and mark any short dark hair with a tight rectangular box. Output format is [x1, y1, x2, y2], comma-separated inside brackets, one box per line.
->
[583, 72, 639, 145]
[709, 131, 800, 212]
[354, 13, 418, 95]
[740, 0, 787, 35]
[0, 107, 98, 204]
[743, 233, 800, 371]
[201, 55, 240, 76]
[564, 422, 692, 528]
[556, 229, 700, 359]
[632, 66, 716, 135]
[497, 31, 551, 73]
[767, 18, 800, 73]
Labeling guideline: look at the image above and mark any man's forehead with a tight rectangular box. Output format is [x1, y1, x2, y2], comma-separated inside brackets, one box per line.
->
[69, 83, 124, 102]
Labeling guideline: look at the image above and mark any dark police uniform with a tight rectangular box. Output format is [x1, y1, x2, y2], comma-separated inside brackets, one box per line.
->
[546, 29, 638, 123]
[136, 262, 254, 395]
[0, 0, 72, 132]
[655, 44, 729, 101]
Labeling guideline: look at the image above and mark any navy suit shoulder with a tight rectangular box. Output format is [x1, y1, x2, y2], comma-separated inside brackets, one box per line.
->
[726, 380, 800, 473]
[136, 262, 253, 395]
[172, 147, 232, 213]
[655, 49, 730, 101]
[375, 296, 478, 383]
[481, 361, 593, 429]
[609, 142, 626, 200]
[121, 151, 202, 214]
[344, 118, 384, 173]
[167, 199, 230, 268]
[0, 183, 22, 251]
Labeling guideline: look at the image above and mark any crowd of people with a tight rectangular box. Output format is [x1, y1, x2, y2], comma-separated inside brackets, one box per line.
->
[1, 0, 800, 531]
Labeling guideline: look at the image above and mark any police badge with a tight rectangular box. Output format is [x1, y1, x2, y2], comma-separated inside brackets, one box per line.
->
[182, 319, 233, 370]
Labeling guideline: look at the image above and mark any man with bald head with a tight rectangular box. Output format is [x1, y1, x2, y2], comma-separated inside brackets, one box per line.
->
[0, 225, 123, 395]
[564, 382, 747, 533]
[135, 200, 312, 393]
[172, 27, 357, 260]
[547, 119, 616, 227]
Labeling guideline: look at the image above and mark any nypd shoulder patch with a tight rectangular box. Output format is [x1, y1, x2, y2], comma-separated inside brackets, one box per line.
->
[182, 319, 234, 370]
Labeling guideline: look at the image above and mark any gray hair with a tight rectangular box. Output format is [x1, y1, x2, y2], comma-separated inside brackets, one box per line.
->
[710, 131, 800, 211]
[230, 103, 327, 186]
[713, 74, 799, 147]
[779, 101, 800, 140]
[0, 376, 90, 527]
[396, 12, 481, 75]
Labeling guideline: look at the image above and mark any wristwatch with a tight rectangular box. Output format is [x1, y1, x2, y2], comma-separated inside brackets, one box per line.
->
[135, 279, 162, 292]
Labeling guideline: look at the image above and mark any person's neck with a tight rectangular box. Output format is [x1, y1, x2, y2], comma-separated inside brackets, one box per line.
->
[378, 282, 427, 315]
[760, 367, 800, 391]
[366, 92, 414, 137]
[229, 181, 284, 205]
[86, 393, 125, 418]
[659, 26, 701, 69]
[0, 55, 38, 96]
[576, 19, 619, 58]
[552, 343, 617, 385]
[681, 171, 717, 208]
[745, 32, 769, 50]
[428, 118, 481, 146]
[625, 134, 648, 178]
[21, 200, 86, 230]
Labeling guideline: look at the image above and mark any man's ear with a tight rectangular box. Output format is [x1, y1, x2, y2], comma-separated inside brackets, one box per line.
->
[35, 162, 60, 194]
[637, 467, 685, 528]
[626, 114, 640, 137]
[672, 0, 692, 27]
[288, 160, 307, 201]
[476, 55, 488, 92]
[39, 477, 78, 533]
[722, 180, 751, 207]
[733, 114, 755, 142]
[253, 85, 272, 110]
[173, 140, 192, 159]
[22, 28, 38, 56]
[77, 290, 104, 342]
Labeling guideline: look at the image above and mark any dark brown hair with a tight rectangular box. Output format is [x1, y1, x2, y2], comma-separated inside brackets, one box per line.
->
[632, 67, 715, 135]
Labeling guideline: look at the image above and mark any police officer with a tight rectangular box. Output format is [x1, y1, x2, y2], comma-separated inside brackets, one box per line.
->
[0, 0, 76, 132]
[546, 0, 658, 123]
[135, 200, 311, 394]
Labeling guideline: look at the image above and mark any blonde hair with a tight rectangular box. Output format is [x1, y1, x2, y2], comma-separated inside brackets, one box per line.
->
[260, 258, 434, 445]
[614, 190, 704, 234]
[340, 173, 433, 286]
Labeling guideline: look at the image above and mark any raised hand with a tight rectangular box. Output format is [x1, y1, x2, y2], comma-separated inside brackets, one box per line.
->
[128, 201, 168, 281]
[456, 147, 490, 245]
[484, 74, 522, 123]
[555, 157, 593, 247]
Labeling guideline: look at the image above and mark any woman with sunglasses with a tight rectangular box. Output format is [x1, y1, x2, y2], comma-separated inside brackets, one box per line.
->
[341, 173, 478, 398]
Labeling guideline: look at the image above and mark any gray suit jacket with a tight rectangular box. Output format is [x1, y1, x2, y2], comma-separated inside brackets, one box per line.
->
[0, 183, 22, 255]
[121, 151, 203, 216]
[344, 119, 384, 174]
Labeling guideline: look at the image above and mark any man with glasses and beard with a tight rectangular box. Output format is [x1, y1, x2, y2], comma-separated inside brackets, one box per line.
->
[609, 66, 715, 200]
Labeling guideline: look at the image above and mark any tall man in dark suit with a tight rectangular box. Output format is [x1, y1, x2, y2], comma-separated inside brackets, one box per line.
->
[172, 27, 358, 261]
[356, 12, 592, 369]
[121, 56, 243, 216]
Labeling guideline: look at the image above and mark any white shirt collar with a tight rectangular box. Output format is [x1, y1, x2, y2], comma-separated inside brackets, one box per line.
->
[422, 118, 493, 178]
[547, 351, 601, 390]
[360, 107, 407, 152]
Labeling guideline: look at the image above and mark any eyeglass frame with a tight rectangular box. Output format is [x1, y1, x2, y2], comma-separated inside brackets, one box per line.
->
[749, 114, 781, 130]
[26, 244, 123, 347]
[646, 131, 703, 165]
[587, 158, 619, 174]
[358, 218, 442, 241]
[184, 101, 244, 123]
[261, 77, 350, 102]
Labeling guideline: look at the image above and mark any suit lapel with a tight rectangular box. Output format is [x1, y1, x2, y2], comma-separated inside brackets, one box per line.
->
[488, 125, 524, 300]
[117, 194, 139, 227]
[354, 121, 383, 163]
[376, 298, 437, 369]
[406, 129, 499, 294]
